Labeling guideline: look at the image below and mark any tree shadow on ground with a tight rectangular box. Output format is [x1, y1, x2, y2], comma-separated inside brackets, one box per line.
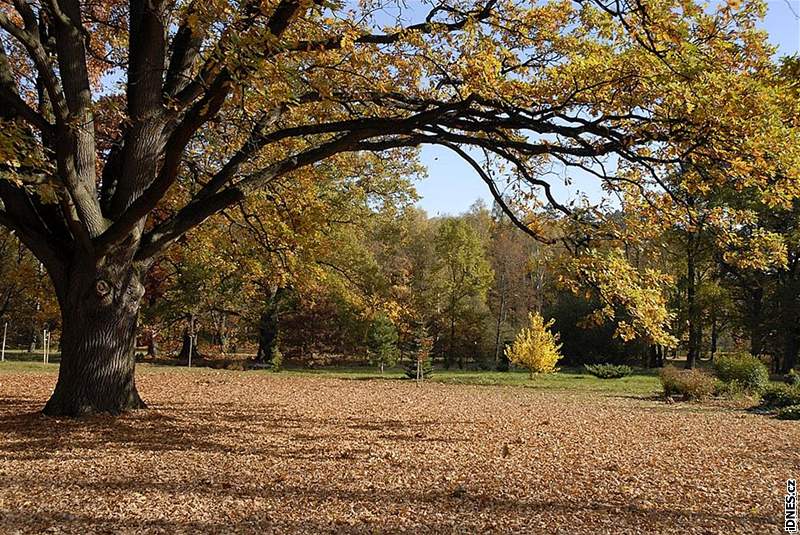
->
[0, 396, 470, 462]
[1, 478, 778, 534]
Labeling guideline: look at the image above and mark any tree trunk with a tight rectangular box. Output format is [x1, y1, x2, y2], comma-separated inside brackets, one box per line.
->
[646, 344, 657, 368]
[493, 276, 506, 370]
[448, 302, 458, 370]
[255, 286, 281, 364]
[178, 315, 200, 362]
[146, 330, 158, 358]
[43, 258, 146, 417]
[210, 313, 228, 353]
[777, 272, 798, 373]
[685, 237, 700, 370]
[31, 297, 42, 354]
[747, 287, 764, 357]
[782, 332, 799, 374]
[709, 312, 718, 360]
[218, 315, 227, 353]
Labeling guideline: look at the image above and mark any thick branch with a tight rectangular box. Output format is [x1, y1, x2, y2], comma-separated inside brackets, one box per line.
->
[164, 1, 205, 96]
[97, 75, 232, 252]
[107, 0, 169, 216]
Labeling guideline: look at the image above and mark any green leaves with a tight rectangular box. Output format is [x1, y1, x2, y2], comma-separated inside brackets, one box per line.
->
[367, 313, 399, 369]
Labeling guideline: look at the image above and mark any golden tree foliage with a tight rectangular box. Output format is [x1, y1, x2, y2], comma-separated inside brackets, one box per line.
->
[505, 312, 563, 378]
[1, 0, 796, 278]
[563, 249, 678, 348]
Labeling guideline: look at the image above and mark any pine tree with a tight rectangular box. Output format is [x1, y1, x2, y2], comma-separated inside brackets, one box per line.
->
[367, 314, 399, 373]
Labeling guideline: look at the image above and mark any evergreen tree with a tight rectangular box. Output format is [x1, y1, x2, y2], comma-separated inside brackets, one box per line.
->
[367, 314, 399, 373]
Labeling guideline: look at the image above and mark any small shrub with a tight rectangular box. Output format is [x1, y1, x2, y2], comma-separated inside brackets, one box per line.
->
[713, 379, 746, 399]
[270, 346, 283, 372]
[659, 366, 715, 401]
[367, 314, 400, 373]
[584, 363, 633, 379]
[777, 404, 800, 420]
[713, 353, 769, 393]
[759, 383, 800, 409]
[785, 369, 800, 386]
[404, 356, 433, 379]
[505, 312, 562, 378]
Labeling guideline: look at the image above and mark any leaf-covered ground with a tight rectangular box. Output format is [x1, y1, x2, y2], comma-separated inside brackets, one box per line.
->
[0, 365, 797, 534]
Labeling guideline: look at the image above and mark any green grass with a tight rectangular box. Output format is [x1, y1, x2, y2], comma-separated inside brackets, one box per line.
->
[426, 369, 659, 394]
[0, 349, 61, 362]
[0, 360, 59, 373]
[258, 365, 661, 395]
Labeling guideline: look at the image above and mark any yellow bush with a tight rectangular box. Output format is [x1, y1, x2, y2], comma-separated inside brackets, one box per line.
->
[506, 312, 562, 378]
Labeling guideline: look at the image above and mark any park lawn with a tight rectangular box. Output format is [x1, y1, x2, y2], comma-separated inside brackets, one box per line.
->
[0, 349, 61, 364]
[0, 363, 795, 534]
[0, 360, 61, 373]
[277, 366, 662, 396]
[0, 362, 663, 395]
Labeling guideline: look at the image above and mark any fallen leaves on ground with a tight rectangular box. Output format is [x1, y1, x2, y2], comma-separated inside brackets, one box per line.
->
[0, 367, 797, 534]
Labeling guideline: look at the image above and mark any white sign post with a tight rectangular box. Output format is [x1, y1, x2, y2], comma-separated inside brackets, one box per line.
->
[188, 322, 193, 369]
[187, 314, 197, 368]
[1, 322, 7, 362]
[42, 329, 50, 365]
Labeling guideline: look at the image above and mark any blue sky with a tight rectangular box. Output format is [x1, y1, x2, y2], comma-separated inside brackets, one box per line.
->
[415, 1, 800, 216]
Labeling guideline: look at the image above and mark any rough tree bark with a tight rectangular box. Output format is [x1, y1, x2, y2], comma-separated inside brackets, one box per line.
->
[43, 255, 146, 416]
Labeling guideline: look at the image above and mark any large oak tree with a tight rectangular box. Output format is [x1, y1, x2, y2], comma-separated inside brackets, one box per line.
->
[0, 0, 794, 415]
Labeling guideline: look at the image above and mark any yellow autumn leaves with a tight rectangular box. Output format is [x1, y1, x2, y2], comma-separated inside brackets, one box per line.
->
[505, 312, 563, 378]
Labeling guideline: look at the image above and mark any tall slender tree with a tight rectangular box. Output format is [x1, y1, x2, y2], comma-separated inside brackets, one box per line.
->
[433, 217, 493, 368]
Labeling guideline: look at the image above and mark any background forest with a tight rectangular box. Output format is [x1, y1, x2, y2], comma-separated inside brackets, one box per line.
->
[3, 178, 797, 374]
